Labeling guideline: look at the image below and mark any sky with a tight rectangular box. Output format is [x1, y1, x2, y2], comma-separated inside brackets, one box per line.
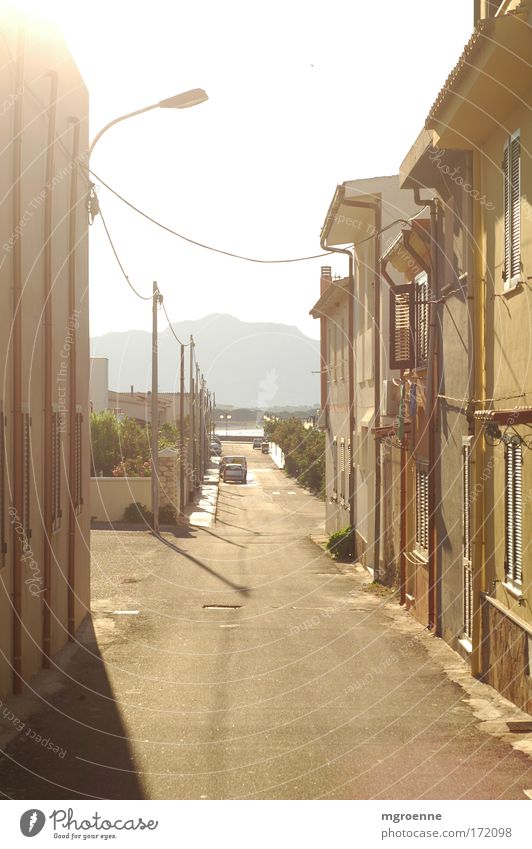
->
[12, 0, 473, 341]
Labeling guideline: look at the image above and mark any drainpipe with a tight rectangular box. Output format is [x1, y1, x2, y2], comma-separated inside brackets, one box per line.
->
[12, 23, 25, 694]
[413, 187, 440, 633]
[42, 71, 58, 667]
[471, 150, 486, 678]
[67, 118, 80, 640]
[320, 234, 355, 549]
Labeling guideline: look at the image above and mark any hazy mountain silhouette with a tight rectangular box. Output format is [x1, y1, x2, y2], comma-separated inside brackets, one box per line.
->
[90, 314, 320, 407]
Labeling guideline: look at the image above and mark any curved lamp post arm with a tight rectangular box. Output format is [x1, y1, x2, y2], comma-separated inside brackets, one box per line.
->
[88, 104, 158, 159]
[88, 88, 208, 159]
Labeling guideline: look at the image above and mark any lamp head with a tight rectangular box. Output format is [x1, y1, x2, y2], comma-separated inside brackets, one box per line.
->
[159, 89, 208, 109]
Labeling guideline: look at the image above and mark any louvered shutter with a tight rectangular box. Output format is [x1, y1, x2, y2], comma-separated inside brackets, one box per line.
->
[462, 438, 473, 639]
[22, 413, 31, 539]
[505, 441, 522, 584]
[415, 463, 429, 553]
[514, 443, 522, 584]
[390, 284, 415, 370]
[340, 438, 345, 503]
[0, 410, 5, 559]
[510, 135, 521, 281]
[332, 437, 338, 500]
[51, 412, 62, 530]
[503, 132, 521, 287]
[416, 273, 429, 366]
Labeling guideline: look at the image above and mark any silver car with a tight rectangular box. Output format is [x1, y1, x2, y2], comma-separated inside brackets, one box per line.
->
[222, 463, 245, 484]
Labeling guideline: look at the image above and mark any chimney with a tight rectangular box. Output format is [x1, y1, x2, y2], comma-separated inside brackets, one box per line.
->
[320, 265, 332, 295]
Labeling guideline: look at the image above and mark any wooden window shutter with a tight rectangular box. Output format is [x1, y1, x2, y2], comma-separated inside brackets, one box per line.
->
[0, 410, 5, 558]
[332, 437, 338, 500]
[390, 284, 415, 370]
[462, 437, 473, 639]
[51, 412, 62, 530]
[503, 132, 521, 287]
[415, 273, 429, 366]
[22, 413, 31, 539]
[505, 441, 522, 584]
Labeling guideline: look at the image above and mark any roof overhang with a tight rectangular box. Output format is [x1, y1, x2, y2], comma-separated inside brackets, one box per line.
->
[400, 128, 470, 192]
[310, 277, 350, 319]
[321, 183, 381, 248]
[381, 220, 431, 281]
[425, 8, 532, 149]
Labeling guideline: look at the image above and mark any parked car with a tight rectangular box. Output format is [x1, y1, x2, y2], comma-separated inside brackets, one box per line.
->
[210, 441, 222, 457]
[223, 463, 245, 484]
[261, 441, 269, 454]
[252, 437, 263, 449]
[220, 455, 247, 482]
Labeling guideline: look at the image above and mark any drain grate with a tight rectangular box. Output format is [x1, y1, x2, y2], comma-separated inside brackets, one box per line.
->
[506, 720, 532, 733]
[203, 604, 241, 610]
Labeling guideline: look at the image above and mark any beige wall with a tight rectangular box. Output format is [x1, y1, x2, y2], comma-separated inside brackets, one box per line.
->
[480, 91, 532, 628]
[90, 478, 152, 523]
[0, 10, 90, 696]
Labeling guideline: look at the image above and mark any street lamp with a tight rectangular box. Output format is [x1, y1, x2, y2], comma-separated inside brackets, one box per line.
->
[219, 414, 232, 436]
[88, 88, 208, 158]
[88, 89, 208, 533]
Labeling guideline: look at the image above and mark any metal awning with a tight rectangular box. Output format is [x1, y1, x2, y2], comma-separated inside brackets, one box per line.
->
[380, 220, 431, 282]
[425, 8, 532, 149]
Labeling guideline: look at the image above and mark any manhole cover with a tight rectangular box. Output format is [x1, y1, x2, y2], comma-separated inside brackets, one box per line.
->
[203, 604, 241, 610]
[507, 721, 532, 733]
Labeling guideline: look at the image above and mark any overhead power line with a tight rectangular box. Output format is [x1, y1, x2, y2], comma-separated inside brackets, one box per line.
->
[91, 169, 421, 264]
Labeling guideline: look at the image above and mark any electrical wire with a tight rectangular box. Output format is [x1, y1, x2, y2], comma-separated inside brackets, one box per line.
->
[89, 168, 427, 265]
[161, 300, 191, 347]
[98, 206, 153, 301]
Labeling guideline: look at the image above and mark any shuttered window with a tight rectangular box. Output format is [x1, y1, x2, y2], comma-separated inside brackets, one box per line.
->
[415, 462, 429, 554]
[390, 284, 415, 370]
[462, 438, 473, 640]
[22, 413, 31, 539]
[505, 440, 522, 585]
[415, 273, 429, 366]
[332, 437, 338, 501]
[0, 408, 5, 563]
[51, 412, 62, 531]
[74, 410, 83, 513]
[340, 438, 346, 503]
[503, 131, 521, 289]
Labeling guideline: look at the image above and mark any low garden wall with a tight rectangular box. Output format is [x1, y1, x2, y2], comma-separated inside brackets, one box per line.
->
[90, 477, 152, 523]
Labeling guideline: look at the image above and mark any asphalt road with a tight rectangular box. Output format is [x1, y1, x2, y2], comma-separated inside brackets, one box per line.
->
[1, 443, 532, 799]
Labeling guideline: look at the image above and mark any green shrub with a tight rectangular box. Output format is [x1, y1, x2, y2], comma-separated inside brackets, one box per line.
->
[159, 504, 177, 525]
[123, 502, 154, 526]
[326, 526, 354, 560]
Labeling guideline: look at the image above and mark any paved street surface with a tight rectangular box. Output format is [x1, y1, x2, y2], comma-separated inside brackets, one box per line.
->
[1, 443, 532, 799]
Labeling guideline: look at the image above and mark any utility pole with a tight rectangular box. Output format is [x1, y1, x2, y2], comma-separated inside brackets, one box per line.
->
[179, 343, 185, 519]
[199, 375, 205, 477]
[195, 362, 200, 486]
[151, 281, 160, 534]
[190, 335, 196, 497]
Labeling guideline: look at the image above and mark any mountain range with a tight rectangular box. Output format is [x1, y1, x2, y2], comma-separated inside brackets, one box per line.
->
[90, 314, 320, 407]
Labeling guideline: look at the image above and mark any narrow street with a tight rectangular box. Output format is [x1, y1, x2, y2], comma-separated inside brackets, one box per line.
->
[1, 444, 532, 800]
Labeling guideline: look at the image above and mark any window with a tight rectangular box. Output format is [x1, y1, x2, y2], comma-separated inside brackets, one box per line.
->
[340, 438, 345, 503]
[389, 284, 415, 370]
[462, 437, 473, 640]
[415, 273, 429, 366]
[0, 408, 5, 564]
[415, 462, 429, 555]
[74, 409, 83, 513]
[332, 437, 338, 501]
[51, 411, 62, 531]
[503, 131, 521, 290]
[22, 412, 31, 539]
[505, 439, 522, 586]
[390, 273, 430, 370]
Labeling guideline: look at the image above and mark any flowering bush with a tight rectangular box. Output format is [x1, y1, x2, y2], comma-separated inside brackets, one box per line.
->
[112, 457, 151, 477]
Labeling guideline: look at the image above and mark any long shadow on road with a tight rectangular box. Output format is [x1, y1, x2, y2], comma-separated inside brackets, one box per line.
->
[0, 617, 143, 800]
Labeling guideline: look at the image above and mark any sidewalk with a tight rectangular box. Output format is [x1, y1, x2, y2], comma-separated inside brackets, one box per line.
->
[186, 464, 220, 528]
